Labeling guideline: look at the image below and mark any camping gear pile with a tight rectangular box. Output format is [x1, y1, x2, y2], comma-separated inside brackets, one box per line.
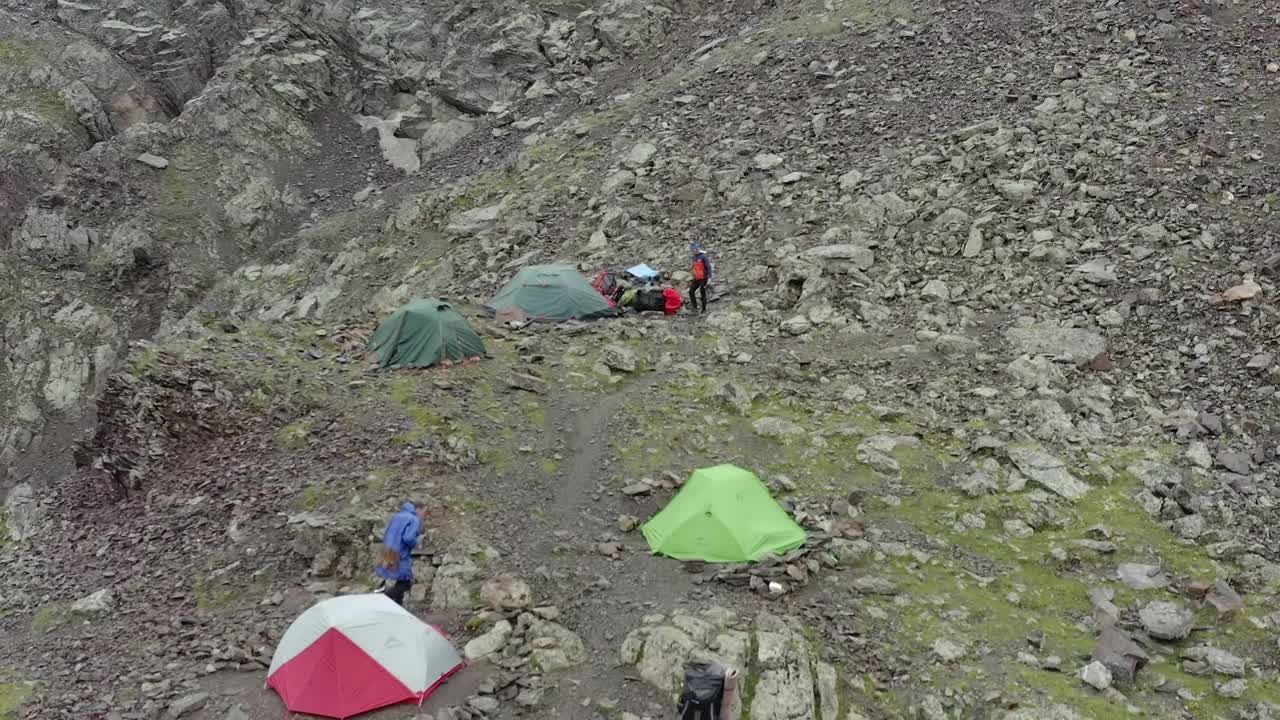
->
[268, 593, 464, 718]
[594, 263, 683, 315]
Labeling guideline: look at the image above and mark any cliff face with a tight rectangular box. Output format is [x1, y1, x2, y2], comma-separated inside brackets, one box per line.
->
[0, 0, 704, 490]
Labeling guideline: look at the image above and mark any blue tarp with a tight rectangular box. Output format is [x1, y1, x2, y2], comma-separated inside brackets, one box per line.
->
[626, 263, 659, 280]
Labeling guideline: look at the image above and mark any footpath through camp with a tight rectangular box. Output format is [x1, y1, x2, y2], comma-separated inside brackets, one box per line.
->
[2, 0, 1280, 718]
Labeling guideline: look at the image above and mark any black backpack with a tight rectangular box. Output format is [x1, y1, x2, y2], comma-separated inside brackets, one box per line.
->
[635, 286, 666, 312]
[677, 661, 724, 720]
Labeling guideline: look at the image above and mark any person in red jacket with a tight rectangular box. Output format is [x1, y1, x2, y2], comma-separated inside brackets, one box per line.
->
[688, 243, 713, 313]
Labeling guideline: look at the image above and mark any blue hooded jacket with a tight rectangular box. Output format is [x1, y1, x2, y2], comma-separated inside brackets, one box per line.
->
[376, 502, 422, 582]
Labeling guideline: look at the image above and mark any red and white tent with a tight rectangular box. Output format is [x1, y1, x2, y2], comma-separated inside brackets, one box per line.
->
[268, 593, 464, 719]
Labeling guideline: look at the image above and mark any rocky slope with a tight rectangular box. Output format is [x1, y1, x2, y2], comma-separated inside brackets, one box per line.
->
[3, 0, 1280, 718]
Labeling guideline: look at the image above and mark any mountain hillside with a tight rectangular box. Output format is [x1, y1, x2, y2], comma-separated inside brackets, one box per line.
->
[2, 0, 1279, 718]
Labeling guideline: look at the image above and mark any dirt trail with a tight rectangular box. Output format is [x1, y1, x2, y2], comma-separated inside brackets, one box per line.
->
[529, 374, 721, 717]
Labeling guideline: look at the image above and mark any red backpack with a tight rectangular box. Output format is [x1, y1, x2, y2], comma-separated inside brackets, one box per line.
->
[663, 287, 683, 315]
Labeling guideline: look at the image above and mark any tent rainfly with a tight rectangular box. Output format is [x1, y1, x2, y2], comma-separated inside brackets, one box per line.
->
[367, 299, 486, 369]
[268, 593, 464, 719]
[484, 264, 618, 322]
[640, 464, 807, 563]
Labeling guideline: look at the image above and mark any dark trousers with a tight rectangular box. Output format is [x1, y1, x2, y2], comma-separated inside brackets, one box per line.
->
[384, 579, 412, 606]
[688, 279, 708, 312]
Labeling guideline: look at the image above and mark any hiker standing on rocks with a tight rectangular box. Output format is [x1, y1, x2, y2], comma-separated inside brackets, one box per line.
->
[376, 500, 427, 607]
[688, 243, 713, 314]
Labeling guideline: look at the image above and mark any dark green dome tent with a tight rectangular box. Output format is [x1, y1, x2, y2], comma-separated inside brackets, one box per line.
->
[485, 264, 618, 322]
[368, 299, 486, 369]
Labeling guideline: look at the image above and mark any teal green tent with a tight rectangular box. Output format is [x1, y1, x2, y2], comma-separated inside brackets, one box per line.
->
[485, 264, 618, 322]
[368, 299, 486, 369]
[641, 465, 807, 563]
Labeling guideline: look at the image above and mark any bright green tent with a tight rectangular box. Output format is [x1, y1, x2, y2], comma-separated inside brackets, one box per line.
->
[641, 465, 807, 563]
[368, 299, 486, 369]
[484, 264, 618, 322]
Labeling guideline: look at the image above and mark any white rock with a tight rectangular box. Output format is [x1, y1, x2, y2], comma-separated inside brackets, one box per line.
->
[932, 638, 966, 662]
[480, 575, 532, 610]
[1139, 600, 1194, 640]
[464, 620, 513, 660]
[920, 279, 950, 301]
[752, 417, 806, 442]
[1116, 563, 1169, 591]
[838, 169, 863, 190]
[781, 316, 812, 335]
[136, 153, 170, 169]
[1006, 445, 1089, 500]
[71, 588, 115, 615]
[962, 226, 984, 257]
[1079, 661, 1112, 690]
[1074, 259, 1117, 285]
[624, 142, 658, 169]
[1006, 324, 1106, 363]
[753, 153, 784, 170]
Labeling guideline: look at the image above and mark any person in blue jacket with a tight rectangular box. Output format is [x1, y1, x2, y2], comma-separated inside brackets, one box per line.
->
[376, 500, 427, 606]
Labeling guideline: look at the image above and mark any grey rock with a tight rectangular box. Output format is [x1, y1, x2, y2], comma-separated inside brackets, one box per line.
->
[816, 662, 838, 720]
[3, 482, 40, 541]
[753, 153, 784, 170]
[781, 315, 812, 335]
[752, 417, 806, 442]
[623, 142, 658, 169]
[1006, 354, 1065, 388]
[851, 576, 898, 595]
[223, 706, 249, 720]
[932, 638, 966, 662]
[995, 180, 1035, 203]
[798, 244, 875, 272]
[920, 279, 950, 301]
[621, 482, 652, 496]
[962, 226, 985, 257]
[1079, 660, 1112, 690]
[914, 695, 947, 720]
[446, 204, 503, 235]
[1006, 324, 1107, 362]
[1002, 706, 1086, 720]
[716, 380, 756, 415]
[1181, 645, 1246, 677]
[527, 617, 586, 672]
[70, 588, 115, 615]
[1006, 446, 1089, 500]
[1216, 678, 1247, 698]
[479, 575, 531, 610]
[601, 343, 638, 372]
[167, 693, 209, 718]
[1116, 563, 1169, 590]
[838, 169, 863, 190]
[1171, 514, 1204, 540]
[1139, 601, 1194, 640]
[136, 153, 170, 169]
[1215, 451, 1251, 475]
[1074, 259, 1117, 285]
[464, 620, 512, 661]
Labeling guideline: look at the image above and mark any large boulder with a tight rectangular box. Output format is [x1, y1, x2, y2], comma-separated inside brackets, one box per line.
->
[480, 575, 532, 611]
[1006, 445, 1089, 500]
[622, 609, 832, 720]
